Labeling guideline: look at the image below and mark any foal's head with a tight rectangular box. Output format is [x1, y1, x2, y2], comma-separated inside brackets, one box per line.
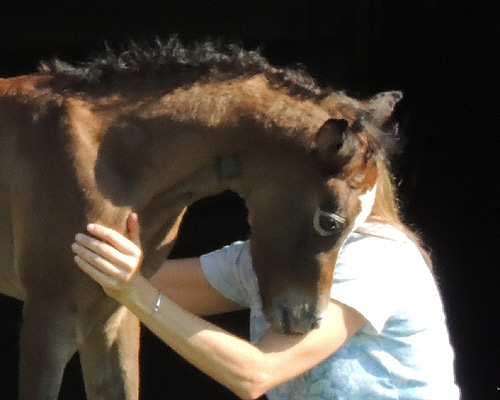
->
[246, 91, 401, 334]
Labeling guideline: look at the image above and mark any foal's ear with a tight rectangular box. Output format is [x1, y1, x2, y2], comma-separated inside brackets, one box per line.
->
[312, 118, 349, 166]
[366, 91, 403, 126]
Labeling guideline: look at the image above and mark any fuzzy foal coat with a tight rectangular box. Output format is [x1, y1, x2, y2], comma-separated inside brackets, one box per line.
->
[0, 40, 399, 400]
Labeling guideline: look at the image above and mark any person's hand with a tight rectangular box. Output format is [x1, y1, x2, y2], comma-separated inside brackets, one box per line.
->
[72, 213, 143, 300]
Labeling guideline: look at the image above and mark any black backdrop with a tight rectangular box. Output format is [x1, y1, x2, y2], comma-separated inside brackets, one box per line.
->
[0, 1, 498, 399]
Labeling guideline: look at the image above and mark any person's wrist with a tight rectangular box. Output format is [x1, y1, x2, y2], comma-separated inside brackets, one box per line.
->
[103, 273, 140, 303]
[117, 275, 159, 315]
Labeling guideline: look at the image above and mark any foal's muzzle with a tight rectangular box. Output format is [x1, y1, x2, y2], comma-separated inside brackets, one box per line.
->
[271, 302, 322, 335]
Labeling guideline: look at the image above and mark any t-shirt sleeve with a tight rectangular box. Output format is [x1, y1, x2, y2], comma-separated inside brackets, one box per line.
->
[200, 240, 254, 308]
[331, 234, 410, 333]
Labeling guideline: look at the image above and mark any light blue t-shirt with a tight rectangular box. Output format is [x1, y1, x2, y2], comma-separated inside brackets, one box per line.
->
[200, 223, 460, 399]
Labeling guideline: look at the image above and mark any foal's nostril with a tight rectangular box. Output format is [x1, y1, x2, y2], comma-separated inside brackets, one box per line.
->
[277, 303, 319, 334]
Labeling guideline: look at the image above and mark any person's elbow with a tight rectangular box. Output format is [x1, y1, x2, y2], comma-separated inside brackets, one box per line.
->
[229, 363, 272, 400]
[232, 372, 270, 400]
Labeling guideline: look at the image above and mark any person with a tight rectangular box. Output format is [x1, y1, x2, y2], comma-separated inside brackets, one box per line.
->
[72, 193, 460, 399]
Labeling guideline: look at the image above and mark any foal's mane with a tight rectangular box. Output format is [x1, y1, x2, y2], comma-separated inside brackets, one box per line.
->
[39, 37, 327, 100]
[39, 37, 397, 149]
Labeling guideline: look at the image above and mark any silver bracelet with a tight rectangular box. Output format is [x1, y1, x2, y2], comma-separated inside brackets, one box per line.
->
[153, 291, 162, 313]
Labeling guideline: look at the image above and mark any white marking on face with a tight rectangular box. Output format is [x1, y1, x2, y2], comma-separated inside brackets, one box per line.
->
[352, 184, 377, 231]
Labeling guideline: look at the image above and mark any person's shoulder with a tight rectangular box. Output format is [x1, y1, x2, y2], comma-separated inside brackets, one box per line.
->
[353, 221, 410, 242]
[204, 240, 250, 262]
[200, 240, 255, 307]
[342, 223, 408, 254]
[339, 222, 426, 273]
[347, 222, 421, 252]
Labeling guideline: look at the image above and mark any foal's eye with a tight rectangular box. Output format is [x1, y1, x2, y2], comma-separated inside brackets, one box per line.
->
[313, 208, 346, 236]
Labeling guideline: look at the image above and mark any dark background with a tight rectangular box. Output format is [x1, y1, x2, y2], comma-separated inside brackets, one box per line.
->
[0, 1, 498, 399]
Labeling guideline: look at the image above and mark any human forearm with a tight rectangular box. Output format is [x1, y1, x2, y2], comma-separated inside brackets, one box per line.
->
[120, 275, 270, 399]
[149, 258, 245, 316]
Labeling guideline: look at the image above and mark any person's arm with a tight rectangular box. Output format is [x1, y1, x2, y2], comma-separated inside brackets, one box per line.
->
[72, 216, 366, 399]
[149, 257, 245, 316]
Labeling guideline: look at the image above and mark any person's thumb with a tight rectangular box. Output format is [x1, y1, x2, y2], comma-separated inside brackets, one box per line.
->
[126, 212, 141, 247]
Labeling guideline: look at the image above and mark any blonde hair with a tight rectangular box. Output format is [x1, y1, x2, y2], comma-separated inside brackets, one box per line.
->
[367, 156, 433, 269]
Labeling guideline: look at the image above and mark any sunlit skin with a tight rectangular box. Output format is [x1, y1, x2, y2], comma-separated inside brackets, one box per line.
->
[72, 213, 366, 399]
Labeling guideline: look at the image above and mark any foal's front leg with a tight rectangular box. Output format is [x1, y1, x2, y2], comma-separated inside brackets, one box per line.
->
[19, 297, 81, 400]
[79, 303, 140, 400]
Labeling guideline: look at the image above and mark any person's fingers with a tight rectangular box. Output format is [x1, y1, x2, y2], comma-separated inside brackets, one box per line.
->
[74, 254, 123, 289]
[74, 233, 135, 272]
[72, 242, 128, 279]
[126, 213, 141, 247]
[86, 223, 140, 257]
